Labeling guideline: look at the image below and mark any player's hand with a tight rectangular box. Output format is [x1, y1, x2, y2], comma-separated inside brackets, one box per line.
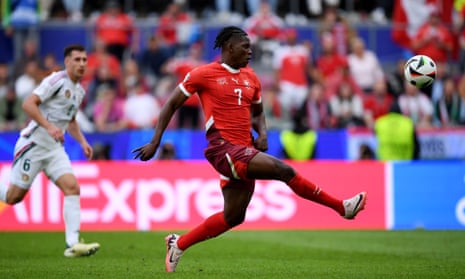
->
[254, 135, 268, 152]
[47, 125, 65, 143]
[132, 142, 158, 161]
[81, 142, 93, 160]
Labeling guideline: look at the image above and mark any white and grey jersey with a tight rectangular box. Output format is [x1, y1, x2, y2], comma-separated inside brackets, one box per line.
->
[20, 70, 86, 149]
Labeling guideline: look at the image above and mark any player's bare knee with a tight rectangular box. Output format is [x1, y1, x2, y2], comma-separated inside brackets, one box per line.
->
[56, 174, 80, 195]
[275, 160, 296, 181]
[61, 182, 80, 196]
[4, 185, 27, 205]
[6, 193, 24, 205]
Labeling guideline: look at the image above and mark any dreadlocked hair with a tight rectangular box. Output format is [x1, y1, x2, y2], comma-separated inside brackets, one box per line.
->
[213, 26, 248, 50]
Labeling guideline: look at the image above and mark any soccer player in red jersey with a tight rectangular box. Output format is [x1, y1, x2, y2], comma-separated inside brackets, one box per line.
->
[133, 26, 367, 272]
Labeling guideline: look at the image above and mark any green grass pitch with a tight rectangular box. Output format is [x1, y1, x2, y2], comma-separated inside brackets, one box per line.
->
[1, 230, 464, 279]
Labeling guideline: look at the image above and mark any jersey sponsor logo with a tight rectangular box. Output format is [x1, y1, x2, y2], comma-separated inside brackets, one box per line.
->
[231, 78, 239, 84]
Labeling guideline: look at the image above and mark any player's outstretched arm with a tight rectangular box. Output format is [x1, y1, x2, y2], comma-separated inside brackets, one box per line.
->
[133, 87, 188, 161]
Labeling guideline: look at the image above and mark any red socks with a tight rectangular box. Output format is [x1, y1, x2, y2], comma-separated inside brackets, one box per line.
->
[287, 173, 344, 215]
[177, 212, 231, 251]
[177, 174, 343, 251]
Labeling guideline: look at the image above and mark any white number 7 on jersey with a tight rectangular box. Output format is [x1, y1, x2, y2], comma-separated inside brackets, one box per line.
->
[234, 88, 242, 105]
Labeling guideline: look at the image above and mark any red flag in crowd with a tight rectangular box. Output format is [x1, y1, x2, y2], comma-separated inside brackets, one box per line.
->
[391, 0, 453, 49]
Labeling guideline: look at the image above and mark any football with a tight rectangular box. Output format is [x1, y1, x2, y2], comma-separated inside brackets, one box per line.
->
[404, 55, 437, 89]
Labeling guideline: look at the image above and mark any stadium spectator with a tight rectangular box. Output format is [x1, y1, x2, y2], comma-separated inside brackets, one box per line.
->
[94, 1, 138, 61]
[40, 52, 62, 77]
[433, 77, 465, 127]
[212, 0, 278, 21]
[458, 73, 465, 121]
[261, 84, 286, 129]
[162, 43, 206, 129]
[246, 0, 278, 15]
[62, 0, 83, 21]
[83, 39, 121, 90]
[15, 60, 41, 100]
[92, 143, 111, 160]
[314, 32, 348, 86]
[375, 101, 420, 160]
[329, 81, 365, 128]
[457, 3, 465, 72]
[39, 0, 54, 20]
[280, 112, 317, 161]
[152, 74, 177, 109]
[84, 62, 121, 119]
[348, 36, 384, 93]
[75, 109, 95, 133]
[156, 1, 193, 54]
[320, 44, 364, 99]
[305, 0, 341, 17]
[157, 142, 177, 160]
[398, 81, 434, 129]
[386, 58, 407, 99]
[0, 85, 27, 131]
[133, 26, 366, 273]
[272, 28, 314, 124]
[48, 0, 68, 19]
[363, 80, 394, 128]
[0, 44, 100, 257]
[243, 0, 284, 43]
[138, 35, 173, 82]
[121, 58, 146, 98]
[358, 143, 376, 160]
[12, 38, 40, 78]
[318, 4, 356, 55]
[426, 62, 449, 102]
[296, 82, 333, 130]
[213, 0, 239, 22]
[410, 8, 454, 63]
[92, 84, 126, 132]
[243, 0, 285, 65]
[0, 63, 11, 98]
[123, 78, 161, 129]
[1, 0, 40, 63]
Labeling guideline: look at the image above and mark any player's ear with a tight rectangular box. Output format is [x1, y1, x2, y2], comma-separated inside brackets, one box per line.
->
[225, 40, 234, 53]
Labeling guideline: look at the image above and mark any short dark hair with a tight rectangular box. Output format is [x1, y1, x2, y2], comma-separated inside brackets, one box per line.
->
[64, 44, 86, 58]
[389, 101, 402, 114]
[213, 26, 248, 50]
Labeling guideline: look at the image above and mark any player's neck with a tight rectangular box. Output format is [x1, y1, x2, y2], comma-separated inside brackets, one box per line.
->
[66, 70, 80, 84]
[221, 62, 240, 73]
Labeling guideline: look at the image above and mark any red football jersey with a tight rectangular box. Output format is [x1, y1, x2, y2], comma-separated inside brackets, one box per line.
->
[179, 62, 262, 146]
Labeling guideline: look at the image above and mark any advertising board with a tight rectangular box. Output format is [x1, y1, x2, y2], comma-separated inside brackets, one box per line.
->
[0, 161, 385, 230]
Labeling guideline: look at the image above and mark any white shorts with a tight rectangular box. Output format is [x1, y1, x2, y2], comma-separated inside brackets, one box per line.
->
[278, 82, 308, 110]
[11, 136, 73, 189]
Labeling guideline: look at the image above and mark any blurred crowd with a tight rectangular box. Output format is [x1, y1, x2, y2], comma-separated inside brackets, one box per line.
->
[1, 0, 465, 135]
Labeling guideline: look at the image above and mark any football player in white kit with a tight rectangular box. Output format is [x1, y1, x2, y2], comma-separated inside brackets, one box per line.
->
[0, 44, 100, 257]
